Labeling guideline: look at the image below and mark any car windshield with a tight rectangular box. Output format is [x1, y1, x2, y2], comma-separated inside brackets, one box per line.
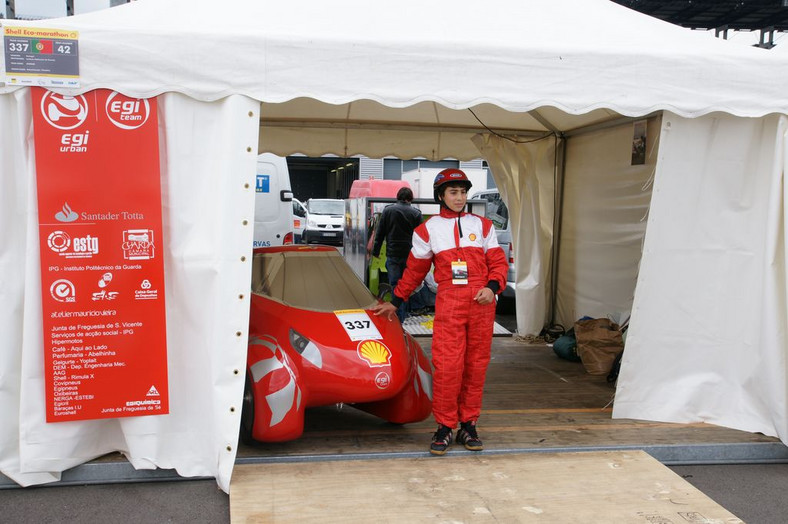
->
[477, 193, 509, 230]
[251, 249, 377, 311]
[307, 200, 344, 215]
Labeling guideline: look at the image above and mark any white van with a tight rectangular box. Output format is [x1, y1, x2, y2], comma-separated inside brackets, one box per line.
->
[302, 198, 345, 245]
[253, 153, 294, 247]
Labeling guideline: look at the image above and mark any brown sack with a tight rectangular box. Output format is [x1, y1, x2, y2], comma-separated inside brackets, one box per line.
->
[574, 318, 624, 375]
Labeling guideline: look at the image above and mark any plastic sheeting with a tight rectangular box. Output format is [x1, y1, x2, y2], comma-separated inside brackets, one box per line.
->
[0, 92, 258, 491]
[614, 113, 788, 442]
[472, 134, 557, 336]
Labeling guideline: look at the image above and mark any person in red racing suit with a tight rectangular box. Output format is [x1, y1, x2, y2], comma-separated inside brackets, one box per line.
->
[372, 168, 508, 455]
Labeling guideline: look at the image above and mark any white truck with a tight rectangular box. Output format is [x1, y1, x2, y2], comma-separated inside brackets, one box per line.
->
[253, 153, 294, 248]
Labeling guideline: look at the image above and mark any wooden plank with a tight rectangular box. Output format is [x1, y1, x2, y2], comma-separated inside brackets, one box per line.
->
[230, 450, 743, 523]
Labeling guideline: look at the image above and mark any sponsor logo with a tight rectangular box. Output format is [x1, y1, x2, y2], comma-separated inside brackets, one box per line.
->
[469, 233, 477, 242]
[60, 130, 90, 153]
[122, 229, 155, 260]
[47, 230, 99, 259]
[92, 272, 118, 301]
[125, 399, 161, 406]
[105, 92, 150, 130]
[375, 371, 391, 389]
[47, 230, 70, 253]
[146, 385, 160, 397]
[50, 279, 76, 303]
[357, 340, 392, 367]
[134, 278, 158, 301]
[256, 174, 270, 193]
[55, 202, 79, 222]
[40, 92, 88, 130]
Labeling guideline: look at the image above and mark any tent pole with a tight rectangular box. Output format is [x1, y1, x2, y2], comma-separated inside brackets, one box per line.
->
[548, 133, 566, 328]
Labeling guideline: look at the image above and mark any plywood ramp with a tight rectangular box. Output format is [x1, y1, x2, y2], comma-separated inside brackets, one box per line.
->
[230, 450, 742, 523]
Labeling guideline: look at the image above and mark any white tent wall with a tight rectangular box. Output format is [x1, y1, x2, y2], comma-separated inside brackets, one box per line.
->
[472, 134, 558, 335]
[613, 112, 788, 441]
[0, 92, 258, 491]
[554, 117, 660, 328]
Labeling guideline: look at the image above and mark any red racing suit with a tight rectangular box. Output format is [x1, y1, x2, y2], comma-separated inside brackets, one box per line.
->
[392, 207, 508, 428]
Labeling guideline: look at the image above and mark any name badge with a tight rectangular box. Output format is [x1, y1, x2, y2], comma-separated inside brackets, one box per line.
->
[451, 260, 468, 285]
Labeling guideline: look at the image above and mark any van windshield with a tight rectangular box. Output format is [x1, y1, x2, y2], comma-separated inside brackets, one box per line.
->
[308, 200, 345, 215]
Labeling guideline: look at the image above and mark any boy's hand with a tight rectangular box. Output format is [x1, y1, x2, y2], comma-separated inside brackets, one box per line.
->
[474, 287, 495, 305]
[371, 301, 398, 321]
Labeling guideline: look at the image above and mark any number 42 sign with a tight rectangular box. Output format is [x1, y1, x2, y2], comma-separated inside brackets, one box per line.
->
[335, 309, 383, 341]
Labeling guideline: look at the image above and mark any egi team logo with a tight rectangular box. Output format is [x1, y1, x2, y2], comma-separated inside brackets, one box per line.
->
[122, 229, 155, 260]
[50, 279, 76, 303]
[47, 230, 99, 259]
[105, 92, 150, 130]
[40, 92, 88, 130]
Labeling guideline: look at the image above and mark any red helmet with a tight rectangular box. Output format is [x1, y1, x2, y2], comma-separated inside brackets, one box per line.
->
[433, 168, 472, 203]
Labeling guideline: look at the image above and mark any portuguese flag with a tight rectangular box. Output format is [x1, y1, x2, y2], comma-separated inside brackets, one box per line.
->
[31, 39, 53, 54]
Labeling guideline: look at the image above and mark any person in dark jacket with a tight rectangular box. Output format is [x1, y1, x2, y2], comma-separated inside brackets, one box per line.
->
[372, 186, 422, 322]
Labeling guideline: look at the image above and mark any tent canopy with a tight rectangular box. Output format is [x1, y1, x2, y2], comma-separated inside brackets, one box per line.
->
[3, 0, 787, 159]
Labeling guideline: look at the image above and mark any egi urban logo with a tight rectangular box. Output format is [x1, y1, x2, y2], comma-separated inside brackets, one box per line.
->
[105, 92, 150, 130]
[50, 279, 76, 303]
[47, 230, 99, 259]
[122, 229, 155, 260]
[55, 202, 79, 223]
[40, 92, 88, 130]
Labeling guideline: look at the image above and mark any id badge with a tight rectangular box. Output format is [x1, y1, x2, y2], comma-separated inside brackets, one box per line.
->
[451, 260, 468, 285]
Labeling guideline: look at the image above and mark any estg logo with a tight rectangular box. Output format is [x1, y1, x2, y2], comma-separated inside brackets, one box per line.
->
[105, 92, 150, 130]
[40, 92, 89, 130]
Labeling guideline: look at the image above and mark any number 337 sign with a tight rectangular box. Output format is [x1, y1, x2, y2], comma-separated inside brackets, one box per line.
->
[335, 309, 383, 341]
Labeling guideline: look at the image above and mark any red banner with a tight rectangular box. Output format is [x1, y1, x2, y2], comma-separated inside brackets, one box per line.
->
[32, 88, 169, 422]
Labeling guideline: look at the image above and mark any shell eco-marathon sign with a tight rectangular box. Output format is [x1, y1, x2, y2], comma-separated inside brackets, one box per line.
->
[2, 26, 80, 87]
[32, 87, 169, 422]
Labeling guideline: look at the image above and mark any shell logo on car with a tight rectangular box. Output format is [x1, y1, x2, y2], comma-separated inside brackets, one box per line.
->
[357, 340, 391, 367]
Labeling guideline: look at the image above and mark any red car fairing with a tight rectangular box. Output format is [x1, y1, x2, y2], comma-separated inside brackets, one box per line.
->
[242, 246, 432, 443]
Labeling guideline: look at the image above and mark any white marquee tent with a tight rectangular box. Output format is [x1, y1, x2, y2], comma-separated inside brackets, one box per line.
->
[2, 0, 788, 491]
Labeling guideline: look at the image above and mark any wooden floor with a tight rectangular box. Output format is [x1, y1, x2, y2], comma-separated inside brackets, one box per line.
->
[238, 336, 780, 461]
[230, 450, 743, 523]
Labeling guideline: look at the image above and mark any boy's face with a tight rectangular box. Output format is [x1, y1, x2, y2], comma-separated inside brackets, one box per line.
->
[441, 185, 468, 213]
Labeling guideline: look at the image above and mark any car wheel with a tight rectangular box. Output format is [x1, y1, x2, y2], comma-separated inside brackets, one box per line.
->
[239, 371, 255, 445]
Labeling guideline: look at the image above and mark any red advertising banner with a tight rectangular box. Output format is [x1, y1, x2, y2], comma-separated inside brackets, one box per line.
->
[32, 87, 169, 422]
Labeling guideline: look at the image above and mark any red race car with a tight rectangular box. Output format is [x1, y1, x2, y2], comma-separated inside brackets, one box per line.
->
[241, 245, 433, 443]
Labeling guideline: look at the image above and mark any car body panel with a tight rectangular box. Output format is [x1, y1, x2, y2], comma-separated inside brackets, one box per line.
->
[245, 245, 433, 442]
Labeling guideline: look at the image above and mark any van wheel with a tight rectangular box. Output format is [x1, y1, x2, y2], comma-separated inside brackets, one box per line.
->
[240, 372, 255, 445]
